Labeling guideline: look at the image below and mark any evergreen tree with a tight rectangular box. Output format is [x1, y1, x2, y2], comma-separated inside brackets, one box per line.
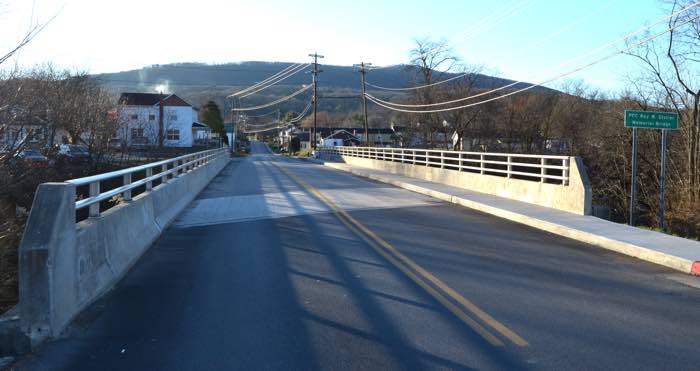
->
[201, 101, 225, 143]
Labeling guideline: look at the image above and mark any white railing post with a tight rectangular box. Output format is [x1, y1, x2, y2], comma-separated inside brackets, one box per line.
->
[541, 158, 546, 183]
[563, 158, 570, 186]
[89, 181, 100, 218]
[480, 154, 485, 174]
[413, 150, 416, 165]
[507, 156, 512, 178]
[146, 168, 153, 191]
[440, 151, 445, 169]
[123, 173, 132, 201]
[161, 164, 169, 183]
[459, 152, 463, 172]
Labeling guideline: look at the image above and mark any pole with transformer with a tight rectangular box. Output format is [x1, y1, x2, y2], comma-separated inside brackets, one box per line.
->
[354, 62, 372, 145]
[309, 53, 324, 150]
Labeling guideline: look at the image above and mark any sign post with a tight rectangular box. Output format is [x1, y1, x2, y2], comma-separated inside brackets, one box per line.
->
[659, 129, 668, 230]
[624, 110, 679, 228]
[629, 127, 638, 226]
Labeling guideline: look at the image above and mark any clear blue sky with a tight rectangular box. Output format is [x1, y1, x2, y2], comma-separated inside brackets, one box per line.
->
[0, 0, 673, 92]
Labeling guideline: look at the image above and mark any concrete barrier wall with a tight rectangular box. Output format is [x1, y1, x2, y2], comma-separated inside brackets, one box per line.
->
[18, 153, 230, 344]
[327, 154, 591, 215]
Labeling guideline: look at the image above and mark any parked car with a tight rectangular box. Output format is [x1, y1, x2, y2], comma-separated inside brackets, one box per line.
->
[57, 144, 91, 164]
[12, 149, 50, 168]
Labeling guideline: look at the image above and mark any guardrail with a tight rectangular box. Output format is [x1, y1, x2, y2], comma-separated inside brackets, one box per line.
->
[319, 146, 570, 185]
[68, 148, 229, 218]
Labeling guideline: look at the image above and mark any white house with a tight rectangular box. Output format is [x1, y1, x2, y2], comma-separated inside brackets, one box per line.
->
[116, 93, 198, 147]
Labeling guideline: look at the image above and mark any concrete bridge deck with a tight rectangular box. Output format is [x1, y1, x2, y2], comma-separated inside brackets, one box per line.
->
[15, 142, 700, 370]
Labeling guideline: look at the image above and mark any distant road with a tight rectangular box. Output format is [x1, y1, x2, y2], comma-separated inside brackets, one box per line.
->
[16, 141, 700, 370]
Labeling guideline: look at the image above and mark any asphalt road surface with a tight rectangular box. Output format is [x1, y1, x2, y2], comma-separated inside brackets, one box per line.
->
[14, 142, 700, 370]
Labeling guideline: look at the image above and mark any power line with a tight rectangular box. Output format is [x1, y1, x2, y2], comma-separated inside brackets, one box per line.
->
[364, 14, 700, 114]
[238, 63, 311, 98]
[233, 84, 312, 111]
[228, 63, 306, 98]
[242, 109, 280, 118]
[365, 72, 470, 91]
[366, 2, 700, 109]
[228, 63, 301, 97]
[242, 101, 313, 133]
[510, 2, 615, 55]
[452, 0, 539, 44]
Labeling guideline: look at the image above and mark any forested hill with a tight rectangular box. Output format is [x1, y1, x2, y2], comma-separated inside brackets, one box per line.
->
[93, 61, 551, 119]
[94, 61, 542, 93]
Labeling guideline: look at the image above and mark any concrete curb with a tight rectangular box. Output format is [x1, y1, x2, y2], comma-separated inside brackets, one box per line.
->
[322, 161, 700, 276]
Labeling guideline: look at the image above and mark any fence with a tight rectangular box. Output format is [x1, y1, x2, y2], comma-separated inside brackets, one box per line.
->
[18, 147, 231, 344]
[69, 148, 229, 219]
[319, 146, 570, 185]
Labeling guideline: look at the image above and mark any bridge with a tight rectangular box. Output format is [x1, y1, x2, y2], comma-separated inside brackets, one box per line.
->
[6, 142, 700, 370]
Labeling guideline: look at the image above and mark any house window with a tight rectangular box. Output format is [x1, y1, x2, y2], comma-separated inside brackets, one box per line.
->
[166, 128, 180, 141]
[131, 128, 144, 139]
[149, 114, 156, 121]
[130, 114, 138, 120]
[169, 114, 177, 121]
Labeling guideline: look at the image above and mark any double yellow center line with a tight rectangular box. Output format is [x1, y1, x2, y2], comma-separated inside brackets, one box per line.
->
[271, 159, 528, 348]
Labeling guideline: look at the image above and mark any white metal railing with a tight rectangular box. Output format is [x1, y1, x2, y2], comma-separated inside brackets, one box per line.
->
[68, 148, 229, 218]
[318, 146, 570, 185]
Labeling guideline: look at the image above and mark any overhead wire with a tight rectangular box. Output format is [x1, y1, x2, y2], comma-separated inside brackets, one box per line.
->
[452, 0, 540, 44]
[364, 13, 700, 114]
[234, 84, 312, 112]
[241, 109, 280, 119]
[511, 2, 615, 54]
[227, 62, 306, 98]
[227, 62, 301, 97]
[238, 63, 311, 98]
[365, 72, 471, 91]
[242, 101, 313, 133]
[366, 1, 700, 109]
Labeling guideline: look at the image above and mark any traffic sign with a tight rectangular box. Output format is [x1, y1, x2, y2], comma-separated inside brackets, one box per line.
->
[625, 110, 679, 130]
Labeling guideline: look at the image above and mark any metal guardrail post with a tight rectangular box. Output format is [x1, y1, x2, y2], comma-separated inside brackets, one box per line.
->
[123, 173, 132, 201]
[440, 152, 445, 169]
[480, 154, 485, 174]
[161, 164, 168, 183]
[458, 152, 463, 172]
[563, 158, 570, 186]
[89, 182, 100, 218]
[507, 156, 513, 178]
[146, 168, 153, 191]
[541, 158, 546, 183]
[413, 150, 416, 165]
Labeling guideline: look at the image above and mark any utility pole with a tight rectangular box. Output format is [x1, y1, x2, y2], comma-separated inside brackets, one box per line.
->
[309, 52, 324, 150]
[354, 62, 372, 145]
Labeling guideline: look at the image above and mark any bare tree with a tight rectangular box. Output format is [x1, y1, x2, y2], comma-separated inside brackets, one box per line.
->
[408, 38, 459, 148]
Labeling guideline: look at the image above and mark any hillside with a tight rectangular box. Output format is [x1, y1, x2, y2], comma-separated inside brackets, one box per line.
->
[94, 61, 549, 123]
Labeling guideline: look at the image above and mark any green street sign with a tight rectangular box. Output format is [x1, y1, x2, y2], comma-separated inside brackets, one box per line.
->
[625, 110, 679, 130]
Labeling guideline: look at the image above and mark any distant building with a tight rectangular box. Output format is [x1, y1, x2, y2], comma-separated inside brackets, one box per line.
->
[322, 129, 361, 147]
[0, 106, 69, 149]
[281, 124, 405, 149]
[116, 93, 199, 147]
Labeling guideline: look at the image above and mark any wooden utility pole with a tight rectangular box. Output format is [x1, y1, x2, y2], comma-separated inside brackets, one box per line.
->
[309, 52, 324, 150]
[354, 62, 372, 145]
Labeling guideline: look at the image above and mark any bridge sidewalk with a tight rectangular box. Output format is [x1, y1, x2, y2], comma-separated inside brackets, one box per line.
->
[314, 160, 700, 276]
